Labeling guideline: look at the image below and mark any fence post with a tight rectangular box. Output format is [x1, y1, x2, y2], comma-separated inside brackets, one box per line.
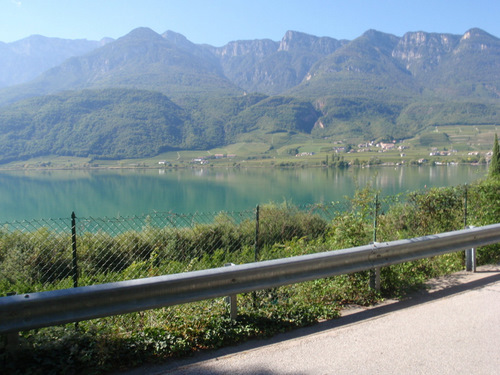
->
[224, 263, 238, 320]
[71, 212, 78, 288]
[463, 184, 468, 229]
[71, 212, 80, 330]
[71, 212, 78, 289]
[370, 194, 381, 291]
[253, 205, 260, 308]
[254, 205, 260, 263]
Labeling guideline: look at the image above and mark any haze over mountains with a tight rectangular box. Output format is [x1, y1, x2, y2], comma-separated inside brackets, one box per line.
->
[0, 27, 499, 163]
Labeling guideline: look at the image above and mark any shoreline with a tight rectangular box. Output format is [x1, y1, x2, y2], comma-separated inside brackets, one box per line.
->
[0, 160, 488, 173]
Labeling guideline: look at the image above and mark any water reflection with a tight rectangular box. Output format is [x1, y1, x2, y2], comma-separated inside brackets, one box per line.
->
[0, 165, 487, 221]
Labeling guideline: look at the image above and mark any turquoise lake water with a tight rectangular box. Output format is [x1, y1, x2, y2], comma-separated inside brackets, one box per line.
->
[0, 165, 487, 221]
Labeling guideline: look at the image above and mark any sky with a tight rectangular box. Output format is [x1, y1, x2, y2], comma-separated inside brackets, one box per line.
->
[1, 0, 500, 46]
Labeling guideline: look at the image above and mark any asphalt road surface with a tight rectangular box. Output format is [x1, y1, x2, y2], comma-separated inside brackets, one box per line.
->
[119, 264, 500, 375]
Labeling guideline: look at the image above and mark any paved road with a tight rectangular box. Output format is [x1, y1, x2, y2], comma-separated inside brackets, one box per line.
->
[120, 265, 500, 375]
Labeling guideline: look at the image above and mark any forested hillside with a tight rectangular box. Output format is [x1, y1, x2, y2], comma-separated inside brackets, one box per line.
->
[0, 89, 185, 162]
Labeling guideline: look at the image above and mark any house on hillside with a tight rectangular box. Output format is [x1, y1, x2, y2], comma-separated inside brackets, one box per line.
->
[379, 142, 395, 150]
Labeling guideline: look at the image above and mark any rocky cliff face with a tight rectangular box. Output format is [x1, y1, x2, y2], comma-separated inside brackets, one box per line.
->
[212, 39, 278, 58]
[392, 31, 459, 74]
[388, 28, 500, 97]
[209, 31, 345, 94]
[278, 30, 345, 54]
[392, 28, 500, 76]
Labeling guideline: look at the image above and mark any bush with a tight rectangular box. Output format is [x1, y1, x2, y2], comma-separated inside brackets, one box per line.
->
[0, 228, 73, 289]
[257, 202, 328, 251]
[378, 186, 465, 239]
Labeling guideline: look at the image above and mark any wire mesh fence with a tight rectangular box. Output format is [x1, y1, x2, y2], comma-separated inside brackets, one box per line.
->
[0, 201, 354, 295]
[0, 184, 489, 298]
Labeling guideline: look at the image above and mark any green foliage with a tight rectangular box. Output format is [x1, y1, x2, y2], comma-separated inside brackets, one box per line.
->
[328, 154, 349, 168]
[0, 88, 186, 162]
[398, 101, 500, 128]
[225, 96, 320, 141]
[380, 253, 464, 297]
[489, 133, 500, 177]
[378, 186, 465, 239]
[257, 202, 328, 252]
[0, 228, 73, 290]
[467, 178, 500, 264]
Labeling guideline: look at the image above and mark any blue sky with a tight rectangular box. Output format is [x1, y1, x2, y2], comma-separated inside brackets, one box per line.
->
[2, 0, 499, 45]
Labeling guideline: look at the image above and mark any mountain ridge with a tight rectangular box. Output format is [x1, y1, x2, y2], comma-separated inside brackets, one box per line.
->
[0, 27, 499, 163]
[0, 35, 110, 88]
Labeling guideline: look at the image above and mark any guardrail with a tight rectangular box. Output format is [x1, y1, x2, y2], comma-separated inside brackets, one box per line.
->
[1, 223, 500, 336]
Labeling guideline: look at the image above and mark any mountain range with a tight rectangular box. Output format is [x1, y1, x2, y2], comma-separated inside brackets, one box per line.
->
[0, 27, 499, 163]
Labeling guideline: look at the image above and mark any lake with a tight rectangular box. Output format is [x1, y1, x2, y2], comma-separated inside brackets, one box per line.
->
[0, 165, 488, 222]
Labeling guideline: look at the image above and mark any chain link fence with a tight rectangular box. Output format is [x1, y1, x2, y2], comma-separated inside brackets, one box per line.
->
[2, 183, 495, 299]
[0, 201, 356, 295]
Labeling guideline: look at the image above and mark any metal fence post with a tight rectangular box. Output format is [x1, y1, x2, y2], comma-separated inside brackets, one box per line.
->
[224, 263, 238, 320]
[253, 205, 260, 308]
[370, 194, 381, 290]
[254, 205, 260, 263]
[463, 184, 468, 229]
[71, 212, 78, 289]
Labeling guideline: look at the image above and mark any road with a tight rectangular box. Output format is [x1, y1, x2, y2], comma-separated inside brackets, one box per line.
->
[119, 264, 500, 375]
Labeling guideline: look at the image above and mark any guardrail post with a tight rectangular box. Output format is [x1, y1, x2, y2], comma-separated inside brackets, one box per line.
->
[465, 226, 476, 272]
[2, 292, 19, 349]
[225, 263, 238, 320]
[369, 245, 381, 291]
[465, 248, 476, 272]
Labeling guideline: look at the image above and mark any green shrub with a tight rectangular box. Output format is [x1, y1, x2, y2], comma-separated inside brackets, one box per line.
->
[378, 186, 465, 240]
[257, 202, 328, 248]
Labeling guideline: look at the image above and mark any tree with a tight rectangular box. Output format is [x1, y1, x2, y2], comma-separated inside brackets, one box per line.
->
[489, 133, 500, 177]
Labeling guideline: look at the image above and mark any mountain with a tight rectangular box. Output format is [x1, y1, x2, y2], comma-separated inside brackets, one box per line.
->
[392, 28, 500, 98]
[0, 88, 322, 161]
[0, 35, 109, 88]
[0, 88, 186, 163]
[0, 27, 499, 162]
[291, 30, 417, 100]
[208, 31, 347, 95]
[288, 28, 500, 138]
[0, 28, 242, 106]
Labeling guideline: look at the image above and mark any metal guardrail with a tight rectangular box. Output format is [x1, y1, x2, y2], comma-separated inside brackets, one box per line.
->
[1, 223, 500, 334]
